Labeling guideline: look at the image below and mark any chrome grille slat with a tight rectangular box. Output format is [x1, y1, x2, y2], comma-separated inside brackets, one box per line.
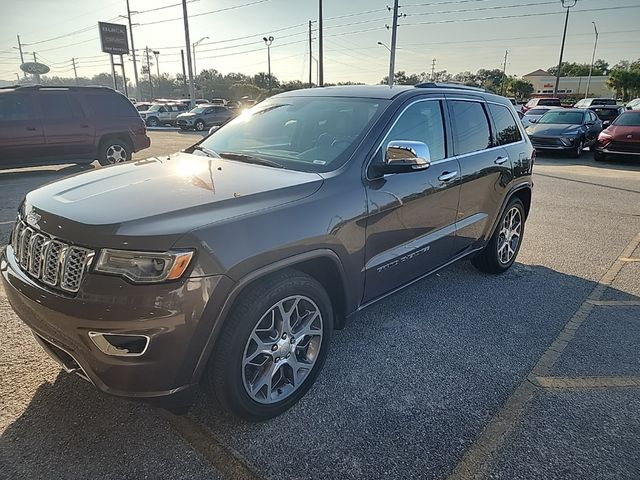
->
[11, 217, 94, 294]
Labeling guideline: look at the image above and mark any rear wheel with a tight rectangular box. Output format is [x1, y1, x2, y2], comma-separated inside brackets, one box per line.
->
[146, 117, 159, 127]
[472, 198, 525, 274]
[98, 138, 132, 166]
[206, 270, 333, 421]
[194, 120, 206, 131]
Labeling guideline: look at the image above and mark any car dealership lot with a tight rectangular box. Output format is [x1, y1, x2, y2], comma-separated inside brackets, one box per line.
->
[1, 131, 639, 479]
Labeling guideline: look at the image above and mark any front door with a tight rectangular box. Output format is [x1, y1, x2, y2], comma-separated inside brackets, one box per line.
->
[363, 99, 460, 302]
[0, 92, 45, 166]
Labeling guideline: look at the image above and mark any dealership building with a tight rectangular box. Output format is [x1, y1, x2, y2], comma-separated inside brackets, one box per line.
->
[523, 69, 616, 98]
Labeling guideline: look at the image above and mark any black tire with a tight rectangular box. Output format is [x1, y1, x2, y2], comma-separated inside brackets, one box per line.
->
[97, 138, 132, 166]
[593, 151, 606, 162]
[570, 137, 584, 158]
[206, 269, 334, 421]
[146, 117, 159, 127]
[472, 197, 526, 274]
[194, 120, 206, 131]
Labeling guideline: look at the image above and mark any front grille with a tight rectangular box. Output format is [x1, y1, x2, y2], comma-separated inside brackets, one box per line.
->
[607, 141, 640, 154]
[10, 218, 94, 293]
[530, 136, 562, 147]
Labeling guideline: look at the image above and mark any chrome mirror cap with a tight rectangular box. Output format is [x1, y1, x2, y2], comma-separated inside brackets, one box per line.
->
[385, 140, 431, 170]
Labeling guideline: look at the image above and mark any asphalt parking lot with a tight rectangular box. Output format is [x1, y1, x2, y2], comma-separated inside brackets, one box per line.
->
[1, 131, 639, 480]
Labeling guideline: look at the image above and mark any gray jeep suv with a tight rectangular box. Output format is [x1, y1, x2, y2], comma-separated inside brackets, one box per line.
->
[176, 104, 233, 131]
[1, 84, 534, 420]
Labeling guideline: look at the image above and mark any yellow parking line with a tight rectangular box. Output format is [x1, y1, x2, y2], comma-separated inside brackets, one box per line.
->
[448, 232, 640, 480]
[619, 257, 640, 263]
[535, 376, 640, 389]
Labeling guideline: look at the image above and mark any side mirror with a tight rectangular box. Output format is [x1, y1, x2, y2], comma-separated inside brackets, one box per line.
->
[374, 140, 431, 176]
[529, 118, 537, 124]
[603, 120, 611, 127]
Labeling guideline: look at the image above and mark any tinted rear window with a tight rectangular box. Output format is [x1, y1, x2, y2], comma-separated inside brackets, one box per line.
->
[488, 103, 522, 145]
[39, 94, 81, 120]
[84, 93, 137, 117]
[591, 99, 616, 105]
[449, 100, 491, 155]
[538, 98, 561, 106]
[526, 108, 550, 116]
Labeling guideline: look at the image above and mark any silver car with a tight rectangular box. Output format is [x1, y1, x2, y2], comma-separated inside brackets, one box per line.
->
[176, 105, 234, 131]
[140, 102, 189, 127]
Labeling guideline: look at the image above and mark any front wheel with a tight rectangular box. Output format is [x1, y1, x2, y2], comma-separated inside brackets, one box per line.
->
[571, 137, 584, 158]
[472, 198, 525, 274]
[194, 120, 206, 131]
[206, 270, 333, 421]
[146, 117, 159, 127]
[98, 139, 132, 166]
[593, 151, 606, 162]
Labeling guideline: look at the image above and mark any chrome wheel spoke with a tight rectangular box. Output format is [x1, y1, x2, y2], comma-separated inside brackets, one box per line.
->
[497, 206, 522, 265]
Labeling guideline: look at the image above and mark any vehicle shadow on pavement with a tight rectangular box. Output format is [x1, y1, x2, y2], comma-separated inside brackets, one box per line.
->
[536, 153, 640, 172]
[0, 163, 96, 179]
[1, 261, 638, 479]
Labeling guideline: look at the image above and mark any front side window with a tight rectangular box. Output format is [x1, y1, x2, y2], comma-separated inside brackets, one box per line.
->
[0, 93, 33, 121]
[200, 96, 387, 172]
[488, 103, 522, 145]
[449, 100, 491, 155]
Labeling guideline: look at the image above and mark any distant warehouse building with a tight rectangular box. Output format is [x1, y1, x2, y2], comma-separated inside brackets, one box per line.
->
[523, 69, 615, 98]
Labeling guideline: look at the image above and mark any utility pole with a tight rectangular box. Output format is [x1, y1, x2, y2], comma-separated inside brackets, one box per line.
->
[318, 0, 323, 86]
[125, 0, 140, 100]
[145, 46, 153, 99]
[554, 0, 578, 96]
[500, 50, 509, 96]
[585, 21, 598, 99]
[17, 35, 26, 78]
[180, 49, 188, 95]
[32, 52, 41, 83]
[182, 0, 196, 109]
[387, 0, 399, 87]
[431, 58, 436, 81]
[153, 50, 160, 81]
[308, 20, 313, 88]
[72, 58, 78, 85]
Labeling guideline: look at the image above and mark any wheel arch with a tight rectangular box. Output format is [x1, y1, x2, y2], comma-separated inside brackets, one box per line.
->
[191, 249, 352, 382]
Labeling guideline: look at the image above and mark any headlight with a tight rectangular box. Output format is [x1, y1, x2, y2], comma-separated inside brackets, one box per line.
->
[94, 249, 194, 283]
[561, 136, 576, 146]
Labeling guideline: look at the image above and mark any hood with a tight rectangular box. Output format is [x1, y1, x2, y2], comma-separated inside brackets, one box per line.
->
[527, 123, 584, 136]
[604, 125, 640, 141]
[177, 112, 196, 119]
[23, 152, 324, 250]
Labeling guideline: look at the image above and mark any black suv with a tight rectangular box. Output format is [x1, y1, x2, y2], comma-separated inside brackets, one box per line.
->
[1, 84, 534, 420]
[0, 85, 150, 168]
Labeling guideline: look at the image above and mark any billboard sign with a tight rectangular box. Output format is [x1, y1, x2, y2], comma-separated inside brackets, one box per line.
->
[98, 22, 129, 55]
[20, 62, 50, 75]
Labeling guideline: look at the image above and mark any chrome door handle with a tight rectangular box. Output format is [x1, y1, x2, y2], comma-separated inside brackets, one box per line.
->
[495, 156, 509, 165]
[438, 171, 458, 182]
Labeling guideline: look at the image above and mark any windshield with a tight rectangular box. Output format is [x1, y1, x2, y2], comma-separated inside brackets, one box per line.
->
[527, 108, 551, 116]
[190, 106, 207, 114]
[147, 104, 164, 112]
[612, 112, 640, 126]
[538, 111, 584, 125]
[198, 96, 388, 172]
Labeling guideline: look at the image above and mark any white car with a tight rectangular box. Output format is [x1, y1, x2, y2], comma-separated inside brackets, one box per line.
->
[521, 106, 563, 128]
[626, 98, 640, 110]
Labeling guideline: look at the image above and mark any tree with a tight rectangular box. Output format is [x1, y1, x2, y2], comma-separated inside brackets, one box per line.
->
[607, 62, 640, 101]
[253, 72, 280, 90]
[506, 78, 534, 100]
[547, 60, 609, 77]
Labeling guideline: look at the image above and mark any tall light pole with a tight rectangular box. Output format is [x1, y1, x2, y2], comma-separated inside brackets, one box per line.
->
[182, 0, 196, 109]
[377, 41, 391, 52]
[387, 0, 399, 87]
[124, 0, 140, 100]
[192, 36, 209, 77]
[153, 50, 160, 96]
[263, 36, 274, 93]
[585, 21, 599, 99]
[318, 0, 323, 86]
[553, 0, 578, 96]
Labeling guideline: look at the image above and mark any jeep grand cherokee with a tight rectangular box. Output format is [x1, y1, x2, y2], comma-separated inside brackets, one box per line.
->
[1, 84, 534, 420]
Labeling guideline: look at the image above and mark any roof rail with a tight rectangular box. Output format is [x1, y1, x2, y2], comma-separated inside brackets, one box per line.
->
[414, 82, 486, 92]
[0, 84, 114, 91]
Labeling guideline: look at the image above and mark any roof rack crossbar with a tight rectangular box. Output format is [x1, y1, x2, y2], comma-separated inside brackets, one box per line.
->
[414, 82, 486, 92]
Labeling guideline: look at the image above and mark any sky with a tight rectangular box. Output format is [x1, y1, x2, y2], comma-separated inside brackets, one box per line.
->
[1, 0, 639, 85]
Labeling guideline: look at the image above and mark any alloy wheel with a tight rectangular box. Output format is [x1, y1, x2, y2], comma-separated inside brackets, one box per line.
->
[497, 206, 522, 265]
[242, 295, 323, 404]
[105, 144, 127, 164]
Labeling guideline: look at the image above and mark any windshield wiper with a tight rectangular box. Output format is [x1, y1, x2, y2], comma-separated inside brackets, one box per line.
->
[191, 145, 220, 158]
[218, 151, 284, 169]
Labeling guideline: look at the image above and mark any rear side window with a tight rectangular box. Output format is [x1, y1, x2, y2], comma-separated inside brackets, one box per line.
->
[0, 93, 33, 121]
[84, 93, 137, 117]
[449, 100, 491, 155]
[488, 103, 522, 145]
[39, 94, 76, 120]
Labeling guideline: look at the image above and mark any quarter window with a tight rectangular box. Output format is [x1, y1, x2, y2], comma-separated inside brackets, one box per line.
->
[449, 100, 491, 155]
[488, 103, 522, 145]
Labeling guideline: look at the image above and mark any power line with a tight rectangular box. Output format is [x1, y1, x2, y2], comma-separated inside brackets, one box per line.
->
[137, 0, 269, 27]
[22, 16, 120, 46]
[406, 1, 558, 17]
[132, 0, 199, 15]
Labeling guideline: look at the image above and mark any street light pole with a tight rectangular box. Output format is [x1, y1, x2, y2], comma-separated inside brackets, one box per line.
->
[263, 36, 274, 93]
[585, 21, 599, 99]
[387, 0, 399, 87]
[192, 36, 209, 77]
[125, 0, 140, 100]
[553, 0, 578, 96]
[153, 50, 160, 95]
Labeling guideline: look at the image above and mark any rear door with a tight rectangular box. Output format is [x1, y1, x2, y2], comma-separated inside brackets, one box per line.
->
[36, 91, 94, 158]
[447, 97, 516, 254]
[0, 92, 45, 166]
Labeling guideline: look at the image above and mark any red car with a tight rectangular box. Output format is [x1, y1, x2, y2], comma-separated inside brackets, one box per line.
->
[593, 110, 640, 162]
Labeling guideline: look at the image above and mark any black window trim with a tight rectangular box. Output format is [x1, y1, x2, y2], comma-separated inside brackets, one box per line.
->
[486, 101, 524, 146]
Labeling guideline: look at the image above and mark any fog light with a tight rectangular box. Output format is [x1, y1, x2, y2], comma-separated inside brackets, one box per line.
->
[89, 332, 150, 357]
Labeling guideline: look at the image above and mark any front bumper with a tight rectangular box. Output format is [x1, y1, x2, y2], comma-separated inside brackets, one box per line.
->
[1, 245, 232, 406]
[593, 143, 640, 157]
[529, 136, 579, 151]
